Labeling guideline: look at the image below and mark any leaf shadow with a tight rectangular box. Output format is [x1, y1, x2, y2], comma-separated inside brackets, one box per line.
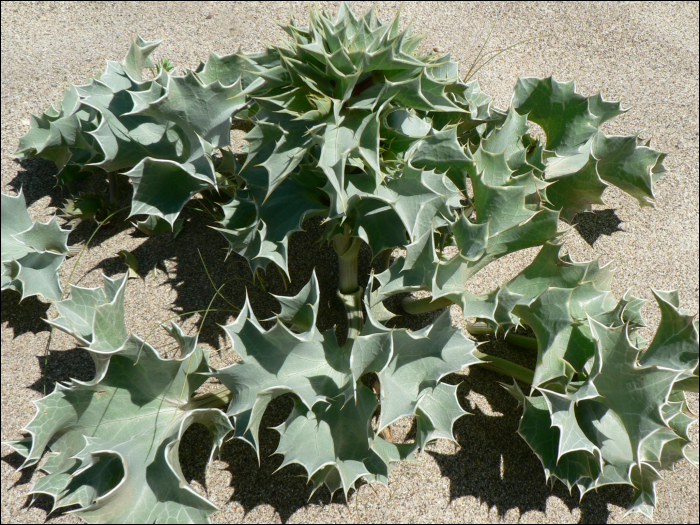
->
[26, 348, 96, 395]
[1, 290, 51, 338]
[382, 305, 635, 523]
[1, 450, 36, 487]
[85, 204, 257, 349]
[572, 209, 624, 246]
[7, 158, 65, 209]
[21, 494, 80, 521]
[180, 423, 215, 494]
[7, 157, 136, 253]
[64, 213, 135, 258]
[61, 173, 136, 250]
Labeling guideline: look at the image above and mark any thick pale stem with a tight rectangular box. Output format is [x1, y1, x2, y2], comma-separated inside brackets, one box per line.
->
[402, 296, 539, 351]
[464, 321, 493, 335]
[333, 229, 361, 295]
[402, 295, 454, 314]
[504, 333, 538, 351]
[338, 287, 364, 347]
[333, 226, 364, 344]
[473, 350, 534, 385]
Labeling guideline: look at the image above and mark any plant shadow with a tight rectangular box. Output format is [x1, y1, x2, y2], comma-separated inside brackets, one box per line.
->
[26, 348, 96, 395]
[7, 158, 65, 209]
[21, 494, 79, 521]
[369, 303, 635, 524]
[572, 209, 624, 246]
[1, 290, 51, 339]
[429, 366, 634, 523]
[1, 451, 36, 487]
[8, 157, 137, 248]
[61, 172, 137, 250]
[86, 212, 379, 350]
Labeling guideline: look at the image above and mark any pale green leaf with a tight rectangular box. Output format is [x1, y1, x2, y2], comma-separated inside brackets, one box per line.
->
[13, 325, 231, 523]
[1, 189, 71, 301]
[273, 386, 377, 498]
[1, 189, 37, 262]
[512, 77, 597, 156]
[268, 269, 320, 331]
[121, 36, 161, 82]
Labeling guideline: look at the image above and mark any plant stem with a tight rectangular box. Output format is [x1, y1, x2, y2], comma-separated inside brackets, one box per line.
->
[333, 225, 364, 344]
[463, 321, 492, 335]
[473, 350, 534, 385]
[333, 227, 361, 294]
[402, 295, 454, 314]
[338, 287, 364, 347]
[402, 297, 539, 351]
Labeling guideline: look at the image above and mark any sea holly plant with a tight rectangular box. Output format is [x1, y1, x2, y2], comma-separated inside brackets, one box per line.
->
[2, 2, 697, 523]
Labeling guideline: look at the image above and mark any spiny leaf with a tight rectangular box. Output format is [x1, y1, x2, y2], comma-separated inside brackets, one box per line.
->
[1, 189, 71, 301]
[458, 241, 617, 332]
[512, 76, 598, 156]
[368, 310, 480, 432]
[513, 287, 584, 389]
[136, 71, 261, 149]
[13, 36, 260, 230]
[45, 273, 129, 380]
[0, 189, 33, 261]
[513, 290, 698, 518]
[214, 290, 352, 455]
[511, 77, 666, 220]
[543, 151, 608, 222]
[126, 155, 216, 227]
[121, 35, 161, 82]
[273, 386, 378, 498]
[591, 132, 666, 208]
[372, 170, 562, 310]
[214, 175, 327, 276]
[214, 272, 480, 496]
[10, 324, 231, 523]
[415, 382, 468, 449]
[639, 289, 700, 373]
[267, 269, 320, 331]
